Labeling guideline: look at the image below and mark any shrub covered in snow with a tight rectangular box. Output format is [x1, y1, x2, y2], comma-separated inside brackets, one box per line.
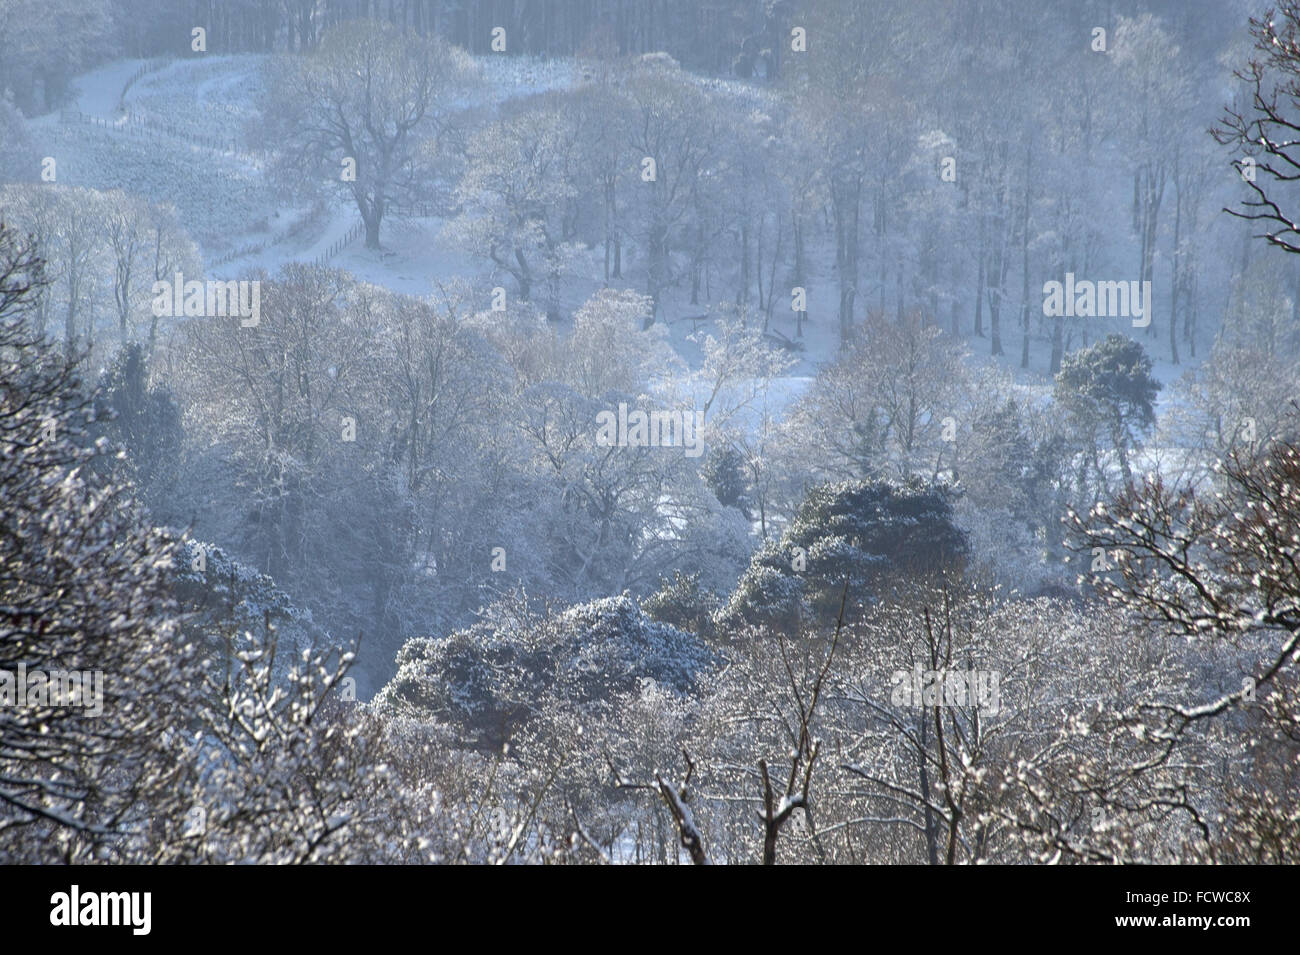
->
[719, 478, 969, 629]
[372, 594, 723, 745]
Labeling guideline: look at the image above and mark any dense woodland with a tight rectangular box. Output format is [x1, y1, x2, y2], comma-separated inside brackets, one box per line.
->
[2, 0, 1300, 864]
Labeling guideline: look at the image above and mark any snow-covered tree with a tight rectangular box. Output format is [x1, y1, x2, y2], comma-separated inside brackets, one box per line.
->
[1054, 334, 1161, 491]
[719, 478, 969, 630]
[445, 93, 585, 318]
[264, 20, 473, 248]
[0, 223, 200, 862]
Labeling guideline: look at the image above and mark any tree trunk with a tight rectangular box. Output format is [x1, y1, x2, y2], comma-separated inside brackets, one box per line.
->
[832, 176, 861, 348]
[738, 222, 750, 306]
[1169, 192, 1181, 366]
[603, 178, 614, 282]
[1020, 149, 1032, 369]
[918, 711, 939, 865]
[974, 214, 986, 337]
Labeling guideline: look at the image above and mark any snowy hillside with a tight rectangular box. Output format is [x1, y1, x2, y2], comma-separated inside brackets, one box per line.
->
[1, 0, 1297, 879]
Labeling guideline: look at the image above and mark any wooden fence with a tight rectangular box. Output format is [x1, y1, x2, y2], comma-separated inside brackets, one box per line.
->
[310, 219, 365, 267]
[118, 58, 171, 110]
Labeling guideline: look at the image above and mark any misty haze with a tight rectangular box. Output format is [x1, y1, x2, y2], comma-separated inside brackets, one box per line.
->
[0, 0, 1297, 873]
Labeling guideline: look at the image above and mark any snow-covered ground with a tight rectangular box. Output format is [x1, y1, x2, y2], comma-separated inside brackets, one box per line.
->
[22, 54, 831, 419]
[22, 52, 1207, 429]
